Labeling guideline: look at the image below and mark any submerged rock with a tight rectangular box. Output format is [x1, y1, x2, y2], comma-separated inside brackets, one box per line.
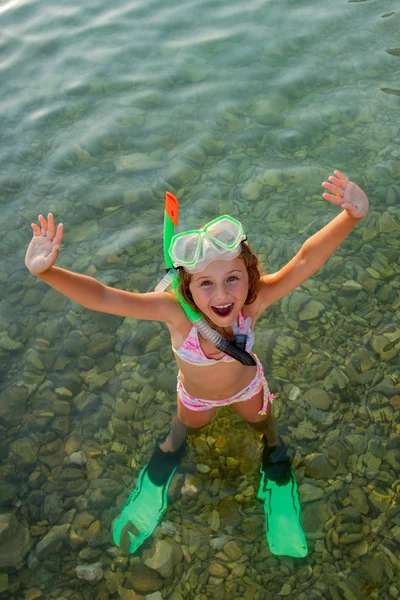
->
[299, 483, 324, 502]
[304, 388, 332, 411]
[35, 524, 70, 559]
[143, 539, 182, 578]
[298, 299, 325, 321]
[0, 336, 23, 351]
[124, 563, 165, 593]
[114, 153, 160, 173]
[348, 487, 369, 515]
[303, 453, 336, 479]
[0, 513, 32, 569]
[9, 438, 38, 467]
[76, 561, 103, 583]
[69, 451, 87, 466]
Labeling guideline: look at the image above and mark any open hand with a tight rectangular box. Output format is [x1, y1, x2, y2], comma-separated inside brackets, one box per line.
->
[25, 213, 63, 275]
[322, 170, 369, 219]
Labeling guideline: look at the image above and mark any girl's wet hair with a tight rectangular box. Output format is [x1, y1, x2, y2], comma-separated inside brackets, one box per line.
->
[178, 241, 261, 313]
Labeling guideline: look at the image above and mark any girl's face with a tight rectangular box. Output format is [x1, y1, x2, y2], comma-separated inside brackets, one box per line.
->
[188, 257, 249, 326]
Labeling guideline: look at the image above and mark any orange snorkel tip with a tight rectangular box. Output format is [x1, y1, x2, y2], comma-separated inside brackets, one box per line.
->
[165, 192, 179, 226]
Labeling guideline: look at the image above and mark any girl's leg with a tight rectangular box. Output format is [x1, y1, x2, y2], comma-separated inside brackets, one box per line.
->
[113, 399, 216, 553]
[148, 400, 216, 486]
[231, 389, 278, 446]
[232, 389, 291, 482]
[160, 399, 217, 453]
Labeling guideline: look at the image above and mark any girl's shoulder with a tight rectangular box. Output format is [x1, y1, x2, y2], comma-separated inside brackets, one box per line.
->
[156, 291, 188, 329]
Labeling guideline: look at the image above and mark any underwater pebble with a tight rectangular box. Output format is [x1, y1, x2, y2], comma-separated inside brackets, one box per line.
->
[144, 540, 182, 578]
[299, 482, 324, 502]
[69, 451, 87, 465]
[0, 514, 32, 569]
[0, 336, 23, 350]
[9, 438, 38, 467]
[279, 583, 292, 596]
[35, 524, 70, 559]
[76, 562, 103, 583]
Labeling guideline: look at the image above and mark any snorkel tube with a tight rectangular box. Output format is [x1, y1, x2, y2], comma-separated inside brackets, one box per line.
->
[155, 193, 256, 367]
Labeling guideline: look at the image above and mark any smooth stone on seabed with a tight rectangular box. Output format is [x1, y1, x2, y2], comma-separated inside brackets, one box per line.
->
[298, 299, 325, 321]
[69, 451, 88, 465]
[114, 153, 159, 172]
[348, 487, 369, 515]
[302, 500, 333, 532]
[223, 540, 242, 561]
[303, 388, 332, 411]
[209, 561, 229, 578]
[345, 434, 368, 456]
[350, 540, 369, 558]
[24, 589, 44, 600]
[299, 483, 324, 502]
[0, 335, 23, 350]
[242, 181, 262, 201]
[279, 583, 292, 596]
[143, 539, 182, 579]
[369, 489, 393, 512]
[9, 438, 39, 467]
[185, 144, 206, 167]
[342, 280, 363, 293]
[35, 524, 70, 559]
[0, 513, 32, 569]
[76, 562, 103, 584]
[124, 564, 164, 593]
[371, 334, 398, 360]
[117, 586, 142, 600]
[292, 418, 318, 441]
[308, 407, 335, 429]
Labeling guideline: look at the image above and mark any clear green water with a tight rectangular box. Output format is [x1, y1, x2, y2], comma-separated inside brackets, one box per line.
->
[0, 0, 399, 598]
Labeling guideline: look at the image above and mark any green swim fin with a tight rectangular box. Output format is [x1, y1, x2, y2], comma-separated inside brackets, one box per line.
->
[258, 439, 308, 558]
[112, 444, 184, 554]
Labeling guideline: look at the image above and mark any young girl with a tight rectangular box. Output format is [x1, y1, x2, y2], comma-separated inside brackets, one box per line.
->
[25, 170, 369, 555]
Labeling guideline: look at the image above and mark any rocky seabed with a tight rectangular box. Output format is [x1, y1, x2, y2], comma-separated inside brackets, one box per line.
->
[0, 48, 400, 599]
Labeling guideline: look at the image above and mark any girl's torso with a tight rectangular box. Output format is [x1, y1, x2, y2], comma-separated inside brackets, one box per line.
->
[166, 298, 264, 400]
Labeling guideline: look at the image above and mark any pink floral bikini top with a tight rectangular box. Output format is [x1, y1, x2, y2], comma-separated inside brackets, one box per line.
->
[173, 311, 255, 366]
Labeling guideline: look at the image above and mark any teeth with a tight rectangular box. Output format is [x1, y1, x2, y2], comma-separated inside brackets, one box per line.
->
[214, 303, 232, 308]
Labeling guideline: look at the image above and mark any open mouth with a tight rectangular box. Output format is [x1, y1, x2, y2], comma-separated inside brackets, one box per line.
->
[211, 303, 234, 317]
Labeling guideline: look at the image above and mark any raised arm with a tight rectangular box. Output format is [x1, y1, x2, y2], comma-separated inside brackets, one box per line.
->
[25, 213, 182, 323]
[258, 171, 369, 309]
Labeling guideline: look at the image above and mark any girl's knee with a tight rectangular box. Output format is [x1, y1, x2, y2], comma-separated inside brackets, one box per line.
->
[178, 409, 216, 429]
[179, 411, 215, 429]
[177, 398, 216, 428]
[248, 413, 276, 429]
[245, 413, 269, 425]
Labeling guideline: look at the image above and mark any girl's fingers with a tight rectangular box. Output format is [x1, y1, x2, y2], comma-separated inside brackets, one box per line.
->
[328, 176, 345, 189]
[333, 170, 349, 184]
[53, 223, 63, 246]
[322, 182, 344, 197]
[31, 223, 41, 237]
[38, 215, 48, 236]
[47, 213, 55, 240]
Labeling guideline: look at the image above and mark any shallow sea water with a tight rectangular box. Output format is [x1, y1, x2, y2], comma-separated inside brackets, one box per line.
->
[0, 0, 399, 598]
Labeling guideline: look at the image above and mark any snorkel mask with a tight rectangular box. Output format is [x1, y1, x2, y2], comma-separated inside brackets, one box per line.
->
[169, 215, 246, 274]
[155, 193, 256, 367]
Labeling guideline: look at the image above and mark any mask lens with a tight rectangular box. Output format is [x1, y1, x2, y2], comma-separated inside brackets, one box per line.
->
[206, 217, 242, 247]
[171, 232, 200, 264]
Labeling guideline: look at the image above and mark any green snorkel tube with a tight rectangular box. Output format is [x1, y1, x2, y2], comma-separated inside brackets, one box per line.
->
[155, 193, 256, 367]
